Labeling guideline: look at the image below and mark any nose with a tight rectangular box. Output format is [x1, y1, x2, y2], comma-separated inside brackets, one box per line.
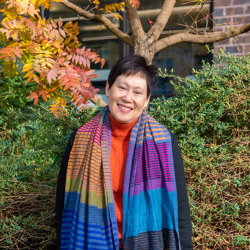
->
[122, 90, 133, 102]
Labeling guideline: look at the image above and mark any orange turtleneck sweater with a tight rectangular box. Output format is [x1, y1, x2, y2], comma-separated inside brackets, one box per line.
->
[109, 113, 138, 246]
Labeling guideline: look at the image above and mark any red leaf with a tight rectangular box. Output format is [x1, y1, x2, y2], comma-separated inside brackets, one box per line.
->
[87, 74, 99, 79]
[59, 28, 66, 38]
[81, 47, 85, 55]
[85, 69, 95, 76]
[47, 69, 57, 83]
[83, 57, 86, 67]
[75, 54, 80, 64]
[28, 92, 39, 99]
[86, 59, 90, 68]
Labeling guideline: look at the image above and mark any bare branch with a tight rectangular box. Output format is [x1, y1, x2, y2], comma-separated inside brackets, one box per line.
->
[124, 0, 145, 40]
[61, 0, 134, 47]
[155, 23, 250, 53]
[89, 94, 107, 106]
[147, 0, 176, 42]
[188, 1, 206, 34]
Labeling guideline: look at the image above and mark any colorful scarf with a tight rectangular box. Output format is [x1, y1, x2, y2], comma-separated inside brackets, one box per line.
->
[61, 106, 181, 250]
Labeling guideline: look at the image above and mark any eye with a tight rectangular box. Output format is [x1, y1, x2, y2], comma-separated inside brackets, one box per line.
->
[135, 91, 142, 95]
[119, 86, 126, 90]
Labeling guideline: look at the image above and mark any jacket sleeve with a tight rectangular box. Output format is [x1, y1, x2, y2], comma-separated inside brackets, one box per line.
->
[170, 131, 193, 250]
[55, 130, 77, 250]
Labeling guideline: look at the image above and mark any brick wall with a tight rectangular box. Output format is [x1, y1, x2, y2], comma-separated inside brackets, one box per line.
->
[213, 0, 250, 55]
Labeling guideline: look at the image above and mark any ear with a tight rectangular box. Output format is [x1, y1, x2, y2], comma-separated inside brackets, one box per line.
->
[105, 81, 110, 99]
[144, 95, 151, 109]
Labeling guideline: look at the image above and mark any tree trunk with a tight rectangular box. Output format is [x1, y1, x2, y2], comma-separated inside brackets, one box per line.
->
[133, 37, 155, 64]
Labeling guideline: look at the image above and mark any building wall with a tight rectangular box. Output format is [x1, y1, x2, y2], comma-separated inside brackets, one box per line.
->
[213, 0, 250, 55]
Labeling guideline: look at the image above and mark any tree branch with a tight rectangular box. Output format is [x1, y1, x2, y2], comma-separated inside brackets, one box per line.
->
[147, 0, 176, 42]
[89, 94, 107, 106]
[187, 1, 206, 34]
[124, 0, 145, 40]
[155, 23, 250, 53]
[61, 0, 134, 47]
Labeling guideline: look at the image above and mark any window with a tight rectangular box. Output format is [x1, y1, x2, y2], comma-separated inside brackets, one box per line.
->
[50, 0, 212, 100]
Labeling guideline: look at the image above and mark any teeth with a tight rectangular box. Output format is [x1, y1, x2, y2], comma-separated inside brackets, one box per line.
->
[119, 104, 131, 111]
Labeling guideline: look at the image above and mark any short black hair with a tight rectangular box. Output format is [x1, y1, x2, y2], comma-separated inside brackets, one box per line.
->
[108, 55, 157, 98]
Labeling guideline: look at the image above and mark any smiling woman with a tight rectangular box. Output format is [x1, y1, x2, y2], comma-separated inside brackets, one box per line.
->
[106, 74, 148, 123]
[56, 55, 193, 250]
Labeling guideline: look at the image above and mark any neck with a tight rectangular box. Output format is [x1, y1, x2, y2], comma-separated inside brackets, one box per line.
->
[109, 113, 138, 138]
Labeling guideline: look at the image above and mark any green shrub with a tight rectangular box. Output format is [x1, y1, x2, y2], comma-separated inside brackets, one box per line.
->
[0, 67, 101, 249]
[150, 49, 250, 248]
[0, 74, 35, 114]
[0, 104, 97, 249]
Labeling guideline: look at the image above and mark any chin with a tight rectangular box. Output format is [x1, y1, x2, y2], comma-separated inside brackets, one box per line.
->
[117, 117, 130, 123]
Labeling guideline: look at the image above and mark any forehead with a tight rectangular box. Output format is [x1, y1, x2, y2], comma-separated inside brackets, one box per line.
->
[115, 73, 147, 87]
[123, 71, 146, 80]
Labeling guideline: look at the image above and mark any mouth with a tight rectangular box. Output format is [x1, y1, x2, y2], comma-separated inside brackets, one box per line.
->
[117, 104, 133, 112]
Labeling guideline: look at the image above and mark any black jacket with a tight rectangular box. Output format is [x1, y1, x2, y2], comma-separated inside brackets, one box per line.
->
[56, 130, 193, 249]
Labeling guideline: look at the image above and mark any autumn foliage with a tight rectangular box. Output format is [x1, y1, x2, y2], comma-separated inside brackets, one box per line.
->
[0, 0, 106, 115]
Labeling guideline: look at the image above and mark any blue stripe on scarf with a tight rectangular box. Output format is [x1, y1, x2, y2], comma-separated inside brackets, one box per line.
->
[61, 192, 118, 249]
[61, 210, 116, 250]
[123, 188, 178, 236]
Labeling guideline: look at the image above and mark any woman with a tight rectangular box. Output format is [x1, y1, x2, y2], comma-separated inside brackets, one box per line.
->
[56, 55, 193, 250]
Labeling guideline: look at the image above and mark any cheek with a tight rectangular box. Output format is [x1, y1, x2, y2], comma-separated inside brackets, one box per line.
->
[109, 93, 118, 108]
[110, 90, 122, 102]
[138, 98, 147, 109]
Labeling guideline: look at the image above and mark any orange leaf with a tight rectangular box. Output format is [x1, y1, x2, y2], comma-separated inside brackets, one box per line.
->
[64, 36, 73, 45]
[34, 97, 39, 105]
[51, 19, 57, 29]
[9, 52, 16, 60]
[13, 48, 23, 58]
[0, 47, 11, 54]
[33, 74, 40, 84]
[6, 54, 10, 62]
[26, 74, 33, 85]
[23, 70, 34, 79]
[95, 57, 100, 64]
[47, 69, 57, 83]
[101, 59, 105, 68]
[63, 82, 72, 90]
[59, 28, 66, 38]
[73, 22, 78, 31]
[58, 17, 63, 28]
[42, 93, 47, 101]
[0, 28, 8, 33]
[28, 92, 38, 99]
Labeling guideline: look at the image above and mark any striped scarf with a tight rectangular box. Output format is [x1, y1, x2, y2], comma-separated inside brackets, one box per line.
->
[61, 106, 181, 250]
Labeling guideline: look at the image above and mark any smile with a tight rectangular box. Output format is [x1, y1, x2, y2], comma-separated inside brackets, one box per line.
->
[117, 104, 133, 112]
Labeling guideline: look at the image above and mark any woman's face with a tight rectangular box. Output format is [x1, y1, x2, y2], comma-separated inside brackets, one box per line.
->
[106, 73, 150, 124]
